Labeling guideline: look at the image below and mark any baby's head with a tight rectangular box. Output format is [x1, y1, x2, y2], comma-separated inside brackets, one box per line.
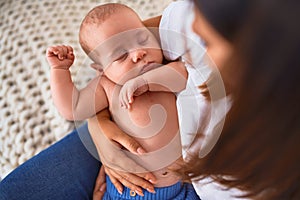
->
[79, 3, 163, 84]
[79, 3, 136, 56]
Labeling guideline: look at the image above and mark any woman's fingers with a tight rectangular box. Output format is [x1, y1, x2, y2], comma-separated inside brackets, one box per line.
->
[117, 171, 155, 194]
[92, 109, 147, 155]
[88, 115, 150, 173]
[111, 172, 144, 196]
[113, 131, 146, 155]
[93, 166, 106, 200]
[105, 166, 157, 196]
[104, 166, 124, 195]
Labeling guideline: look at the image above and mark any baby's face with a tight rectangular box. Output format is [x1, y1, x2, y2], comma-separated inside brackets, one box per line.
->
[83, 9, 163, 84]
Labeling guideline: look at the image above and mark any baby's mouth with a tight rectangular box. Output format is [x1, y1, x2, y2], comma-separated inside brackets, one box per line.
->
[140, 62, 162, 74]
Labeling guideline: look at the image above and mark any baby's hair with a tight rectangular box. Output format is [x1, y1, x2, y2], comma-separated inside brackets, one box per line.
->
[79, 3, 133, 55]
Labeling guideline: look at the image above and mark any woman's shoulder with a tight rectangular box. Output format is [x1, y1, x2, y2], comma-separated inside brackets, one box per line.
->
[163, 1, 193, 16]
[160, 1, 196, 60]
[160, 0, 193, 32]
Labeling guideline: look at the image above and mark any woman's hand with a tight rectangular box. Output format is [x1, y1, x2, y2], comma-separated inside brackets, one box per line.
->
[88, 109, 157, 196]
[93, 165, 156, 199]
[89, 109, 147, 155]
[93, 166, 106, 200]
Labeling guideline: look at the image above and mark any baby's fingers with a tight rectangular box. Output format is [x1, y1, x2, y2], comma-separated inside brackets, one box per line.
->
[124, 90, 133, 109]
[66, 45, 73, 54]
[119, 92, 129, 109]
[119, 89, 130, 109]
[66, 49, 74, 60]
[52, 46, 64, 60]
[48, 45, 70, 60]
[127, 90, 134, 104]
[46, 46, 59, 56]
[60, 45, 71, 60]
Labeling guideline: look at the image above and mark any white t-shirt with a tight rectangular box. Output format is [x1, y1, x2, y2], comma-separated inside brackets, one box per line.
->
[159, 1, 248, 199]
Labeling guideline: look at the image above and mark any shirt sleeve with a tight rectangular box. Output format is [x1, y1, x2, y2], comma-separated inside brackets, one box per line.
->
[159, 0, 205, 61]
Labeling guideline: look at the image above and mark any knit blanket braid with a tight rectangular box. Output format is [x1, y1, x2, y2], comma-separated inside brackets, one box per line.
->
[0, 0, 172, 179]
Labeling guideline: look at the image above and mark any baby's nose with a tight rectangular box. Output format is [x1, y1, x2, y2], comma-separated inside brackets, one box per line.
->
[132, 49, 146, 63]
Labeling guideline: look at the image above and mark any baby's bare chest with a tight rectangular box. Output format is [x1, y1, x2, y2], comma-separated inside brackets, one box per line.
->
[101, 77, 177, 135]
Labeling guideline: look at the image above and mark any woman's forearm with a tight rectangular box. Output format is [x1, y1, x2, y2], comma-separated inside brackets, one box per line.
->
[143, 16, 162, 41]
[143, 15, 162, 27]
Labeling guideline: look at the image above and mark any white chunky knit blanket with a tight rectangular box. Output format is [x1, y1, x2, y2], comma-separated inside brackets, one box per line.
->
[0, 0, 173, 179]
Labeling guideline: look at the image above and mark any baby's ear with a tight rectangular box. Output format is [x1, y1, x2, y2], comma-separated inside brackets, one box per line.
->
[90, 63, 103, 73]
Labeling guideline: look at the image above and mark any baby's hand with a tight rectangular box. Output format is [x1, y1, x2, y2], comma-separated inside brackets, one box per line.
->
[46, 45, 75, 70]
[119, 76, 149, 109]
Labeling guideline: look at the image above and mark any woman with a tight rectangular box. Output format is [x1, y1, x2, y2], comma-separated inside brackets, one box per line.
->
[182, 0, 300, 199]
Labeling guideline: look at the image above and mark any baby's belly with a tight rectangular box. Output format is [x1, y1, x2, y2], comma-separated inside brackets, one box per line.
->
[152, 167, 180, 187]
[112, 92, 180, 150]
[111, 92, 182, 186]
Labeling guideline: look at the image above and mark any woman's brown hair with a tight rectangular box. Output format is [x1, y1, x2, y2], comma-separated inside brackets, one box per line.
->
[183, 0, 300, 199]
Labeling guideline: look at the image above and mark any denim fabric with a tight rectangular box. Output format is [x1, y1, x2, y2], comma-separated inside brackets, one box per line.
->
[0, 123, 101, 200]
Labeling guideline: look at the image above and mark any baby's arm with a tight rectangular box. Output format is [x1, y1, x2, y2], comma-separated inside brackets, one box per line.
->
[47, 45, 108, 120]
[119, 61, 187, 108]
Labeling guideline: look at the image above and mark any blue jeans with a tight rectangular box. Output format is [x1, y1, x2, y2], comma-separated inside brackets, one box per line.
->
[0, 123, 101, 200]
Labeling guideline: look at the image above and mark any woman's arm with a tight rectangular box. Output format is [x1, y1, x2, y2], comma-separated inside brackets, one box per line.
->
[143, 16, 162, 27]
[143, 16, 162, 42]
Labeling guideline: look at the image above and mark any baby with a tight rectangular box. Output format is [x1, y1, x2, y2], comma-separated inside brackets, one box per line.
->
[47, 3, 199, 199]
